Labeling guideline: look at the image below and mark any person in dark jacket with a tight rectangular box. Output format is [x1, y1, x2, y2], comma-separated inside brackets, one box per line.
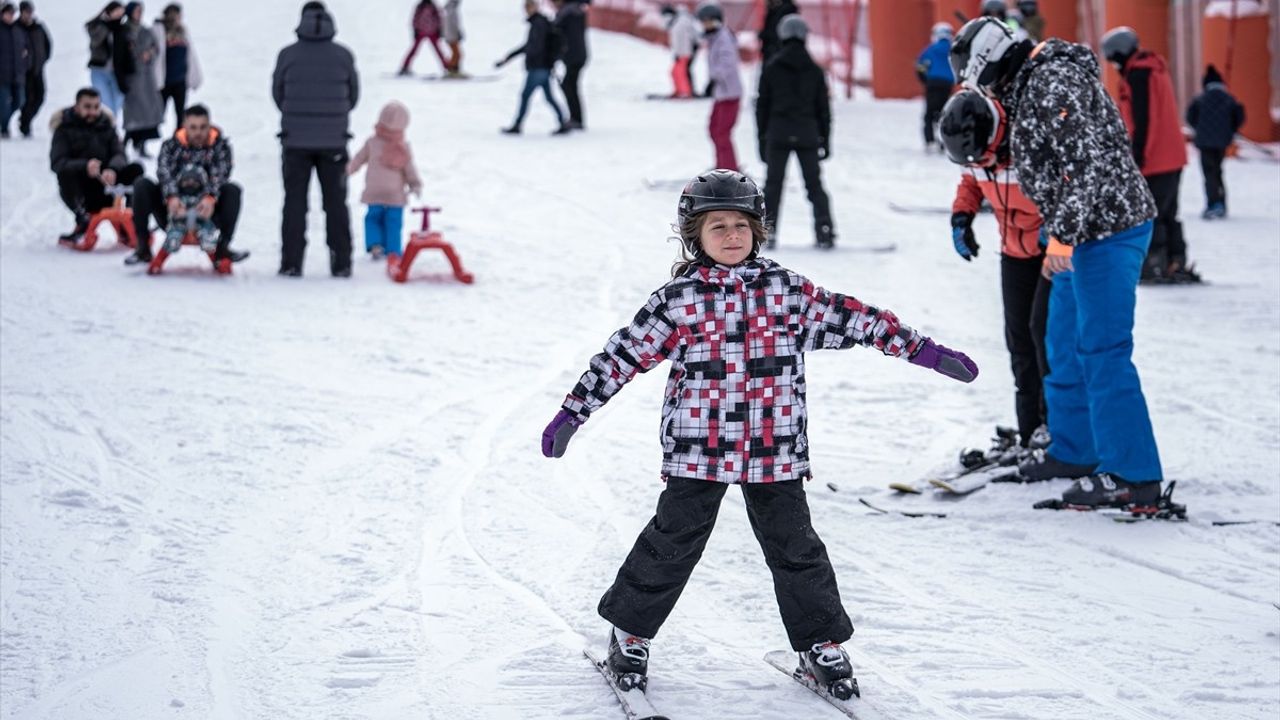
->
[49, 87, 144, 242]
[16, 2, 48, 138]
[85, 2, 131, 117]
[951, 18, 1164, 510]
[271, 1, 359, 277]
[1186, 64, 1245, 220]
[1102, 26, 1193, 283]
[756, 15, 832, 249]
[553, 0, 588, 131]
[495, 0, 568, 136]
[916, 22, 954, 152]
[757, 0, 798, 66]
[0, 2, 28, 138]
[126, 104, 248, 267]
[153, 4, 204, 128]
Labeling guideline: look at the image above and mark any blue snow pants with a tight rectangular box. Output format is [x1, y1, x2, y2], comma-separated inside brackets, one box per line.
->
[1043, 220, 1162, 482]
[90, 67, 125, 117]
[363, 204, 404, 255]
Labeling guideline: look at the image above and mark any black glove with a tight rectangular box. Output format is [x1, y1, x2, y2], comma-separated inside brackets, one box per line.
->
[950, 212, 978, 261]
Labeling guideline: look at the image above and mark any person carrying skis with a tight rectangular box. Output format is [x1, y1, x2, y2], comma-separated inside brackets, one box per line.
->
[756, 14, 833, 249]
[495, 0, 569, 136]
[916, 21, 955, 153]
[399, 0, 447, 76]
[1185, 64, 1245, 220]
[658, 4, 700, 99]
[939, 89, 1049, 450]
[540, 169, 979, 699]
[951, 17, 1164, 509]
[697, 1, 742, 171]
[346, 100, 423, 259]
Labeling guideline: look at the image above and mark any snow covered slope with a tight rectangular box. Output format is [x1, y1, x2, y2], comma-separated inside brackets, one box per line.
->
[2, 2, 1278, 719]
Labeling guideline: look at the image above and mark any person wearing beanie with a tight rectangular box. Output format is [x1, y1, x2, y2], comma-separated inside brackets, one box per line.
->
[346, 100, 423, 259]
[698, 1, 743, 171]
[272, 0, 360, 277]
[659, 4, 700, 99]
[1185, 64, 1245, 219]
[16, 1, 50, 138]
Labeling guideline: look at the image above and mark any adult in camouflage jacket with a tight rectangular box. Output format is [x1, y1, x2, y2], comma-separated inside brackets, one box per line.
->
[954, 21, 1164, 507]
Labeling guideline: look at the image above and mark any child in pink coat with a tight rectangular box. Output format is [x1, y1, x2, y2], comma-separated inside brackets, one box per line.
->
[347, 100, 423, 258]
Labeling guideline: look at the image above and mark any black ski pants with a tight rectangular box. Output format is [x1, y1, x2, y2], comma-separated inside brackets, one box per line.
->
[160, 82, 188, 128]
[1001, 254, 1051, 444]
[1144, 170, 1186, 269]
[132, 177, 242, 260]
[280, 147, 352, 275]
[598, 477, 853, 652]
[56, 163, 145, 215]
[560, 61, 586, 127]
[18, 68, 44, 136]
[1198, 147, 1226, 209]
[922, 79, 952, 145]
[763, 142, 832, 242]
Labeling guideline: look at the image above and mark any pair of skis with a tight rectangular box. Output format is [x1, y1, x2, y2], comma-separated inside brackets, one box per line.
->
[587, 648, 870, 719]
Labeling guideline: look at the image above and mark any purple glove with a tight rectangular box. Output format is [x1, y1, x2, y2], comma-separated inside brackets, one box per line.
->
[541, 410, 582, 458]
[909, 339, 979, 383]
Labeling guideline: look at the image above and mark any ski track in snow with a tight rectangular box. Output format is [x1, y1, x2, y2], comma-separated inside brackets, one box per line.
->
[2, 2, 1279, 719]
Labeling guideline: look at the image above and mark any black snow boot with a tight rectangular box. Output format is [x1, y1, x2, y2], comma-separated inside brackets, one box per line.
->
[799, 641, 858, 700]
[59, 210, 91, 244]
[815, 223, 835, 249]
[606, 629, 650, 692]
[1061, 473, 1161, 509]
[1018, 450, 1096, 482]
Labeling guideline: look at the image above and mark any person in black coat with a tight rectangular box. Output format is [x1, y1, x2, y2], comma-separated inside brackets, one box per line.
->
[49, 87, 144, 241]
[495, 0, 567, 135]
[552, 0, 588, 130]
[756, 15, 833, 249]
[0, 2, 29, 138]
[17, 2, 50, 138]
[758, 0, 798, 66]
[271, 1, 360, 277]
[1185, 65, 1245, 219]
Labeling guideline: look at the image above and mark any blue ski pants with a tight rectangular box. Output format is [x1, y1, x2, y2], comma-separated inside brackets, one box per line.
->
[363, 204, 404, 255]
[1043, 220, 1162, 482]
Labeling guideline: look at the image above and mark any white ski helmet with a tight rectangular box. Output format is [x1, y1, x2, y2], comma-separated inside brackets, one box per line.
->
[777, 13, 808, 41]
[950, 16, 1017, 90]
[931, 22, 953, 42]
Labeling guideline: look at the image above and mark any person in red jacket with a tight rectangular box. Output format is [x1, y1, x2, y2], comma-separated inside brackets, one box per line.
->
[398, 0, 447, 76]
[940, 90, 1049, 449]
[1102, 27, 1196, 284]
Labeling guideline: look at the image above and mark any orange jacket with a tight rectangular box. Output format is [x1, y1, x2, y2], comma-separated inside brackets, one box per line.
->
[1117, 51, 1187, 177]
[951, 166, 1044, 260]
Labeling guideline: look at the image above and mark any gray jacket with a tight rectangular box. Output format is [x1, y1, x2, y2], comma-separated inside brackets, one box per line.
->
[443, 0, 462, 44]
[271, 6, 359, 150]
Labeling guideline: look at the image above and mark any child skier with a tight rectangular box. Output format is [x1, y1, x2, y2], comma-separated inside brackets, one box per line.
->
[161, 163, 220, 255]
[916, 22, 955, 153]
[399, 0, 447, 76]
[1185, 64, 1245, 220]
[697, 2, 742, 171]
[659, 4, 700, 99]
[346, 100, 423, 259]
[540, 170, 979, 698]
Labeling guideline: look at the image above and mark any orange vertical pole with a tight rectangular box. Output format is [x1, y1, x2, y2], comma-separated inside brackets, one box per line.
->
[1102, 0, 1170, 102]
[1202, 2, 1276, 141]
[1039, 0, 1079, 41]
[869, 0, 934, 98]
[936, 0, 973, 27]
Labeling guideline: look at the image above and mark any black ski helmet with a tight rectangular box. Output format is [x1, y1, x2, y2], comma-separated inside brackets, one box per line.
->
[677, 170, 765, 227]
[938, 90, 1007, 168]
[1100, 26, 1139, 67]
[950, 16, 1017, 90]
[981, 0, 1007, 19]
[694, 1, 722, 23]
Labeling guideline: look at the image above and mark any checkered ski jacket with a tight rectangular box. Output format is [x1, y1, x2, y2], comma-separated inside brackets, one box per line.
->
[562, 258, 925, 484]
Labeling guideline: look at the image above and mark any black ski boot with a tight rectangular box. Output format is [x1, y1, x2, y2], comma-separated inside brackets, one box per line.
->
[1060, 473, 1161, 509]
[959, 425, 1020, 469]
[1017, 450, 1096, 482]
[606, 630, 650, 692]
[815, 223, 835, 250]
[799, 641, 859, 700]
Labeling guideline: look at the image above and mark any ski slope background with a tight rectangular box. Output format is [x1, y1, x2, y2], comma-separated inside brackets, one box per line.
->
[2, 2, 1278, 719]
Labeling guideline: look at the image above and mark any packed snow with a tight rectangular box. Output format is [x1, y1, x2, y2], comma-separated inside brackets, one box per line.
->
[2, 2, 1278, 719]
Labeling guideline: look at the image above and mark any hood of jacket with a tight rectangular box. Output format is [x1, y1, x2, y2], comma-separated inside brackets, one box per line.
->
[1027, 38, 1102, 81]
[377, 101, 410, 131]
[772, 39, 815, 70]
[50, 106, 117, 132]
[295, 6, 336, 41]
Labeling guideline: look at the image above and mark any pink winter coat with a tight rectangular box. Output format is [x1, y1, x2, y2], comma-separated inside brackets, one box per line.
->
[347, 102, 423, 206]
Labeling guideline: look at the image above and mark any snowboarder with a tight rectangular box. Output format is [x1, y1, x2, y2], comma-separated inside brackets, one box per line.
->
[1185, 64, 1245, 220]
[495, 0, 569, 135]
[756, 14, 833, 249]
[540, 169, 978, 699]
[916, 22, 955, 153]
[346, 100, 423, 259]
[552, 0, 588, 131]
[951, 17, 1165, 509]
[939, 89, 1050, 450]
[399, 0, 447, 76]
[1101, 26, 1195, 284]
[659, 4, 700, 99]
[16, 1, 50, 139]
[698, 1, 742, 171]
[49, 87, 145, 243]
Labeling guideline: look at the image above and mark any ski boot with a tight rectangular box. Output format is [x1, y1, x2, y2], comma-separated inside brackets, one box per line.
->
[1027, 424, 1051, 450]
[1017, 450, 1096, 482]
[1035, 479, 1185, 520]
[958, 425, 1020, 469]
[799, 641, 859, 700]
[606, 629, 650, 692]
[815, 224, 835, 250]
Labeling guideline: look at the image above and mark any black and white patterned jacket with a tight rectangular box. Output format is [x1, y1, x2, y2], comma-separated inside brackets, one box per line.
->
[998, 40, 1156, 246]
[561, 258, 924, 485]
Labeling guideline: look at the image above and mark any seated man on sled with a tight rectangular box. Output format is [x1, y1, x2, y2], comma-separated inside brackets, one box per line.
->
[49, 87, 144, 244]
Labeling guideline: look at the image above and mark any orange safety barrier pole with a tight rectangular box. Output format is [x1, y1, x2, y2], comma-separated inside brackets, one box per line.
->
[869, 0, 933, 98]
[1040, 0, 1079, 41]
[1202, 0, 1276, 142]
[1102, 0, 1170, 103]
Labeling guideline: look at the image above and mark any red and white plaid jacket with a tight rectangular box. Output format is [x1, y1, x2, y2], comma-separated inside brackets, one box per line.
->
[562, 258, 924, 484]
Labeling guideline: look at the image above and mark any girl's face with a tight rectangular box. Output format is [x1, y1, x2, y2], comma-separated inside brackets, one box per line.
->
[699, 210, 754, 266]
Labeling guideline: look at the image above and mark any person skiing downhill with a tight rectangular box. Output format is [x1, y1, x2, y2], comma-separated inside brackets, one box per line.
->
[540, 170, 979, 699]
[697, 1, 742, 171]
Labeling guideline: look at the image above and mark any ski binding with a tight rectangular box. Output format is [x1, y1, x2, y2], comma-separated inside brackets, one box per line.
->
[1033, 480, 1188, 521]
[584, 647, 669, 720]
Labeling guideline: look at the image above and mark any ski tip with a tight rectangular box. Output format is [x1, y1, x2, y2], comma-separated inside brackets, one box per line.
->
[826, 482, 839, 492]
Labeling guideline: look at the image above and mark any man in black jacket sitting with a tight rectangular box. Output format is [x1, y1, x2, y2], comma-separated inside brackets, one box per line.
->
[49, 87, 143, 243]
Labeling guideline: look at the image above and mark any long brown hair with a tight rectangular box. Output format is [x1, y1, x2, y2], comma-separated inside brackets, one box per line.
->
[670, 212, 769, 278]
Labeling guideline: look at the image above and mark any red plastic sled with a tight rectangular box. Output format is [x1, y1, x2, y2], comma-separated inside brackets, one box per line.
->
[63, 186, 138, 252]
[386, 206, 474, 284]
[146, 230, 231, 276]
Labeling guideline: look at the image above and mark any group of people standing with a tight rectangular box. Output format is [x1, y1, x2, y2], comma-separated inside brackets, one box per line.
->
[494, 0, 590, 135]
[0, 1, 51, 139]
